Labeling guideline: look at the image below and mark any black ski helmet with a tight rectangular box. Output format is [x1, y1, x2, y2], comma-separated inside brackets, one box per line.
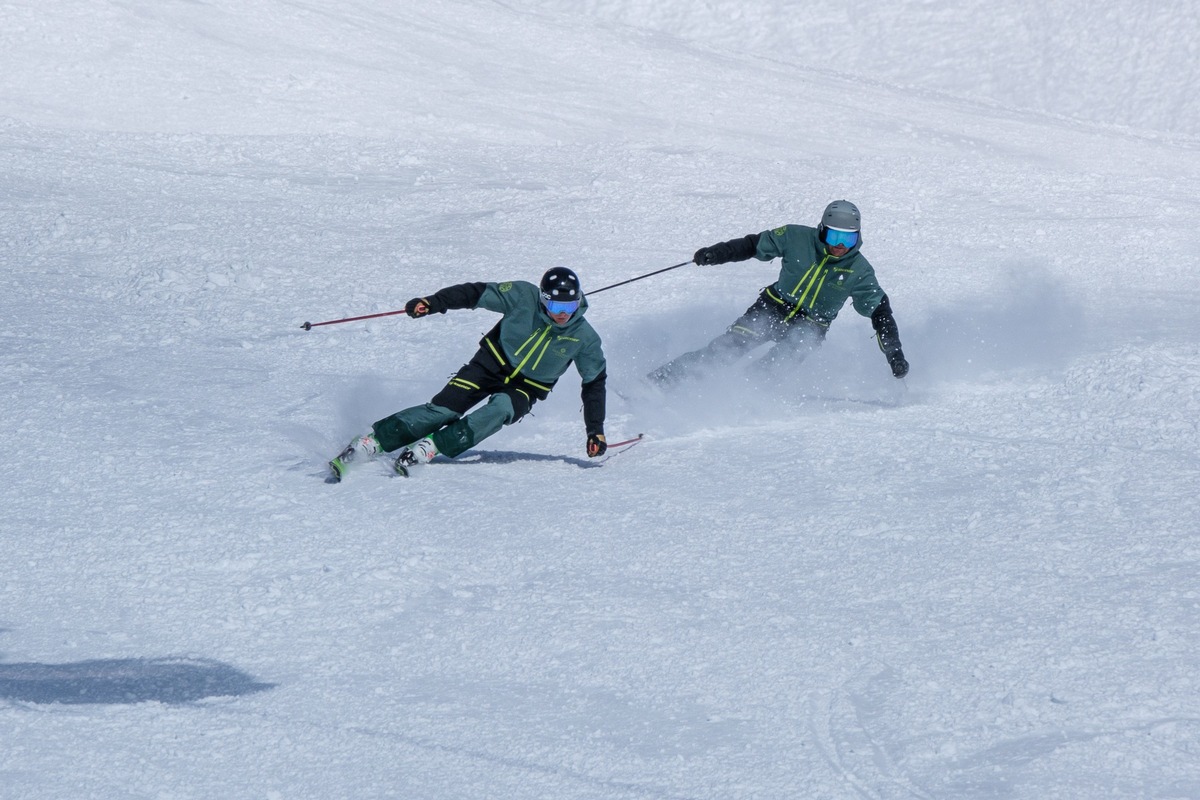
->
[539, 267, 581, 304]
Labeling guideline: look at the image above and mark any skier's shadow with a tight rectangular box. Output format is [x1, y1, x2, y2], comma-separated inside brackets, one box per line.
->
[0, 656, 275, 705]
[443, 450, 601, 469]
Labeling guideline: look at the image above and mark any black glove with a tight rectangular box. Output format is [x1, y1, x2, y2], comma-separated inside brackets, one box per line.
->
[693, 234, 759, 266]
[405, 297, 433, 318]
[888, 350, 909, 379]
[587, 433, 607, 458]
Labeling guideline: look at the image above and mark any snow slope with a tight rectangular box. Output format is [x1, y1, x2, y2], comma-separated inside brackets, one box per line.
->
[528, 0, 1200, 138]
[2, 1, 1199, 798]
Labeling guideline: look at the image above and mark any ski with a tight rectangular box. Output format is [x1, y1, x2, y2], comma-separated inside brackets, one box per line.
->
[388, 433, 645, 477]
[326, 445, 355, 483]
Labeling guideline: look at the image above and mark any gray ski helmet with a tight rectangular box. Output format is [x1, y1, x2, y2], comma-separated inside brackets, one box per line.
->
[821, 200, 861, 232]
[540, 267, 581, 303]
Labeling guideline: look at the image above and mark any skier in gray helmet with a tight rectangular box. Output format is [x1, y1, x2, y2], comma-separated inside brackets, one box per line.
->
[648, 200, 908, 384]
[329, 267, 608, 481]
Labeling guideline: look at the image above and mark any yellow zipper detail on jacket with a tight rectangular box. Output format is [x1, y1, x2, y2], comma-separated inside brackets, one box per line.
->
[787, 255, 831, 321]
[484, 337, 508, 367]
[788, 263, 818, 298]
[505, 325, 552, 384]
[513, 329, 542, 357]
[790, 273, 829, 320]
[529, 336, 554, 372]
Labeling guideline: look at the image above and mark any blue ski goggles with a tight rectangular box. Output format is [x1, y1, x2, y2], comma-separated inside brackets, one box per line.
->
[543, 298, 580, 315]
[823, 227, 859, 248]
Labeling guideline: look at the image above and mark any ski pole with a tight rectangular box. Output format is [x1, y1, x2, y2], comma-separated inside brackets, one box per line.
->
[594, 432, 644, 464]
[301, 259, 690, 329]
[587, 261, 691, 296]
[606, 433, 644, 448]
[300, 309, 406, 330]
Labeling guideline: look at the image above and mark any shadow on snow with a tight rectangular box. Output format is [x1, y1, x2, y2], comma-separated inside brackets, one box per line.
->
[442, 450, 601, 469]
[0, 657, 275, 705]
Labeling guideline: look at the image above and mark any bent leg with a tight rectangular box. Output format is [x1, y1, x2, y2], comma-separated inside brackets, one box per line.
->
[754, 317, 827, 374]
[372, 403, 460, 452]
[373, 351, 502, 452]
[648, 329, 759, 384]
[648, 292, 787, 385]
[430, 393, 517, 458]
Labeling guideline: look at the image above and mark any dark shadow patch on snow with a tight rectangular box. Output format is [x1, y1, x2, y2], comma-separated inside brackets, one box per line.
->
[443, 451, 602, 469]
[0, 657, 275, 705]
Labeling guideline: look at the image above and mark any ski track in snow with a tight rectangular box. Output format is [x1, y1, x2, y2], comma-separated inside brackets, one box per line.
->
[3, 1, 1200, 798]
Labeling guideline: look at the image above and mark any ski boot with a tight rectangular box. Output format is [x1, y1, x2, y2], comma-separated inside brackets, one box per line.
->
[393, 438, 437, 477]
[327, 433, 381, 483]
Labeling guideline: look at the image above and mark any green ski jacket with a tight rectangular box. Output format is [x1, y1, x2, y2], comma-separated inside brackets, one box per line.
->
[756, 224, 885, 326]
[474, 280, 606, 386]
[422, 279, 608, 432]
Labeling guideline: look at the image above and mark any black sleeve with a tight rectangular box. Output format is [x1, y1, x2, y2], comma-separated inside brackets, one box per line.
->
[705, 233, 761, 264]
[870, 294, 903, 355]
[580, 368, 607, 436]
[424, 282, 488, 313]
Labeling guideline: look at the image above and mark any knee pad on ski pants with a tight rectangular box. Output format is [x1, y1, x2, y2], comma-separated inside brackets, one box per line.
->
[491, 389, 533, 425]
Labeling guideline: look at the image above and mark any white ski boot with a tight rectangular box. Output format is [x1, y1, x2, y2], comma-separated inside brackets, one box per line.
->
[327, 433, 381, 483]
[393, 438, 437, 477]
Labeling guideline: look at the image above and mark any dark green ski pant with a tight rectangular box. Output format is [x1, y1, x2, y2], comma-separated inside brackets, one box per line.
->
[371, 348, 539, 458]
[648, 288, 827, 384]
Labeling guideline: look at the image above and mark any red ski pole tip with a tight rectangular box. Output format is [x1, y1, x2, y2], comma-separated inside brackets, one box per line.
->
[301, 321, 312, 330]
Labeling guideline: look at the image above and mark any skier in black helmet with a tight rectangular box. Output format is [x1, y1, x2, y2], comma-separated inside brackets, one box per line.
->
[648, 200, 908, 384]
[329, 267, 608, 481]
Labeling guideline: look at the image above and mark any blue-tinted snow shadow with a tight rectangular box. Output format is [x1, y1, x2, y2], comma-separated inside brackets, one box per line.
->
[608, 263, 1098, 405]
[900, 264, 1093, 383]
[0, 657, 275, 705]
[441, 451, 601, 469]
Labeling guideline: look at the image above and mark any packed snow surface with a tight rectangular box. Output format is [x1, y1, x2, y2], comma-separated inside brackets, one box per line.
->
[3, 1, 1199, 798]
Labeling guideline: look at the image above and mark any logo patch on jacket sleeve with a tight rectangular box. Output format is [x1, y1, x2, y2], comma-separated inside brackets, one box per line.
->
[498, 282, 513, 292]
[773, 226, 788, 236]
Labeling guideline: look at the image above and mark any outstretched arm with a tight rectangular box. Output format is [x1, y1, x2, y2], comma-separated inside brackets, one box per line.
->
[406, 282, 489, 317]
[694, 233, 761, 265]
